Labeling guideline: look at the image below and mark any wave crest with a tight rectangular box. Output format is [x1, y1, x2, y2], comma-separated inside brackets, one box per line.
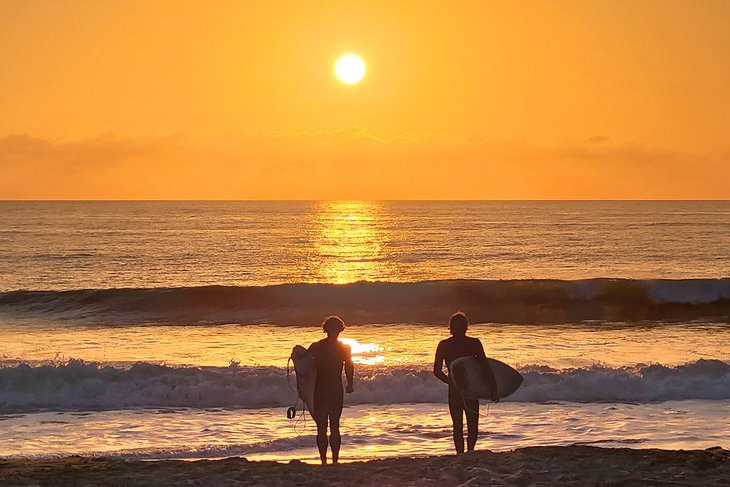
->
[1, 278, 729, 325]
[0, 359, 727, 412]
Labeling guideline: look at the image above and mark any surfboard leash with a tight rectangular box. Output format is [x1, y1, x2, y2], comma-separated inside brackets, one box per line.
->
[286, 355, 302, 419]
[461, 395, 491, 418]
[285, 355, 312, 432]
[286, 356, 297, 393]
[293, 407, 308, 433]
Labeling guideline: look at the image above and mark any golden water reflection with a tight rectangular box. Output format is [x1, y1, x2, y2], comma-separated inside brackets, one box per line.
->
[340, 337, 385, 365]
[307, 201, 394, 283]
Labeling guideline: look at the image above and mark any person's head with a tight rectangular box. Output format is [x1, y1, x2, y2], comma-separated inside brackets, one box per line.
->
[322, 315, 345, 337]
[449, 312, 469, 337]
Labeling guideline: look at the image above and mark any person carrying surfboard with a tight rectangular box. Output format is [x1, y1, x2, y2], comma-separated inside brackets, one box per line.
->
[308, 315, 354, 465]
[433, 311, 498, 453]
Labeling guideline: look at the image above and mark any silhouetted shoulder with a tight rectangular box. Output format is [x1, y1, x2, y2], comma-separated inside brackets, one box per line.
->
[337, 341, 351, 358]
[469, 336, 486, 357]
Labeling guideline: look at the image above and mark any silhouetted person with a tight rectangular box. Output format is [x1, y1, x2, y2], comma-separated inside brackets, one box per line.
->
[308, 315, 354, 464]
[433, 312, 496, 453]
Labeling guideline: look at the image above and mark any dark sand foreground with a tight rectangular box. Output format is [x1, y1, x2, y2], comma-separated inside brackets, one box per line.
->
[1, 446, 727, 486]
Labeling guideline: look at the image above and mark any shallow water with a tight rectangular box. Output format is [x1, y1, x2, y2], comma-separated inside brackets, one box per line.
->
[2, 322, 728, 369]
[0, 320, 728, 455]
[0, 201, 728, 460]
[1, 402, 727, 462]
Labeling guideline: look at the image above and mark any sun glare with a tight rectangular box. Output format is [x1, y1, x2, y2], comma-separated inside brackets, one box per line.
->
[335, 53, 366, 84]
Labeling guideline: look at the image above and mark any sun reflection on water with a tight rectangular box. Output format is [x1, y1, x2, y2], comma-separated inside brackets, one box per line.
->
[339, 337, 385, 365]
[307, 201, 392, 284]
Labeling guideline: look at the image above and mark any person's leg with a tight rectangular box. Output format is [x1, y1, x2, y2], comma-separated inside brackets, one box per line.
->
[464, 398, 479, 451]
[448, 390, 465, 453]
[329, 392, 344, 463]
[314, 412, 329, 464]
[313, 388, 329, 464]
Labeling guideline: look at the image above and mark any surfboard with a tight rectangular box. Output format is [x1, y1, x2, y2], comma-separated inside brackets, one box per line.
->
[291, 345, 316, 416]
[448, 356, 523, 401]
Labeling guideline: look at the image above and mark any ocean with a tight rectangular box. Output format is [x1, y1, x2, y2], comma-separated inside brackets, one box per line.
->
[0, 201, 728, 462]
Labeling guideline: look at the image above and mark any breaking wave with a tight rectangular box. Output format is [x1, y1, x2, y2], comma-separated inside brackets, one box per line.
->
[0, 359, 727, 412]
[1, 278, 729, 325]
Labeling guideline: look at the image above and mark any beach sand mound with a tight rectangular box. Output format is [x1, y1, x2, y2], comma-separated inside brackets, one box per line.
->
[0, 446, 727, 486]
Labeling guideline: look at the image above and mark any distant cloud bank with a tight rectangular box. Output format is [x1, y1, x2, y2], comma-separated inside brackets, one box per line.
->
[1, 130, 727, 199]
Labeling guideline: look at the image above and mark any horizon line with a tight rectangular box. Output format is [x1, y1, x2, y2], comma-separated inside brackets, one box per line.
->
[1, 199, 729, 203]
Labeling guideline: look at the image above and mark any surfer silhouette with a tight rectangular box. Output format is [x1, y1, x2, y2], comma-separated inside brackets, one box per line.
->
[308, 315, 354, 464]
[433, 312, 497, 453]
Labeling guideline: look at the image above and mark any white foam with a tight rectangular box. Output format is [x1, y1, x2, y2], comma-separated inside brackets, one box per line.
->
[646, 280, 730, 304]
[0, 359, 728, 412]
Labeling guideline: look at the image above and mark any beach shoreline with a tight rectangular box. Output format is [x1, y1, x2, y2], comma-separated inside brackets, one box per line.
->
[1, 446, 727, 486]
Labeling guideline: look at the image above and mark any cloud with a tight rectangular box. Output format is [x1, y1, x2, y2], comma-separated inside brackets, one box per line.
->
[0, 133, 187, 160]
[0, 130, 727, 199]
[586, 136, 609, 144]
[0, 133, 191, 198]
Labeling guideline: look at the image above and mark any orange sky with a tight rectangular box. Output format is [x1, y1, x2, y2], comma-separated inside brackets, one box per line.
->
[1, 0, 728, 199]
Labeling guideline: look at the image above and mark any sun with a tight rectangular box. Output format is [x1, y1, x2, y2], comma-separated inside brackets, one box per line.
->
[335, 53, 366, 85]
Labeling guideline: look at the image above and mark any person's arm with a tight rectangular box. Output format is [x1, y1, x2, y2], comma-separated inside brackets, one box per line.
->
[433, 342, 449, 384]
[476, 339, 499, 402]
[344, 345, 354, 393]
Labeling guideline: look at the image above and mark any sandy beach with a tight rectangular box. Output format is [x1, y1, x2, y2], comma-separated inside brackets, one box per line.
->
[1, 446, 727, 486]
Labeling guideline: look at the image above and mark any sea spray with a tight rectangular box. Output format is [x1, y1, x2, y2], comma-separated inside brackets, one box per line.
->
[0, 359, 728, 411]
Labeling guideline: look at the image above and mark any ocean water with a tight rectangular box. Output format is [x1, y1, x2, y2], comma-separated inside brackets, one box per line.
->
[0, 201, 728, 461]
[1, 200, 729, 291]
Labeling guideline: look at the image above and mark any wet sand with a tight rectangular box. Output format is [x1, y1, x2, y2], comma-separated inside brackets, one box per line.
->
[0, 446, 727, 486]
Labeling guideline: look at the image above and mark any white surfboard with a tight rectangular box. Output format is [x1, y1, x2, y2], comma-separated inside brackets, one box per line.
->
[291, 345, 316, 416]
[448, 356, 523, 400]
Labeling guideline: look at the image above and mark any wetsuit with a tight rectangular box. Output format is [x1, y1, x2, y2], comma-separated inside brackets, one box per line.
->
[308, 338, 353, 463]
[434, 336, 487, 453]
